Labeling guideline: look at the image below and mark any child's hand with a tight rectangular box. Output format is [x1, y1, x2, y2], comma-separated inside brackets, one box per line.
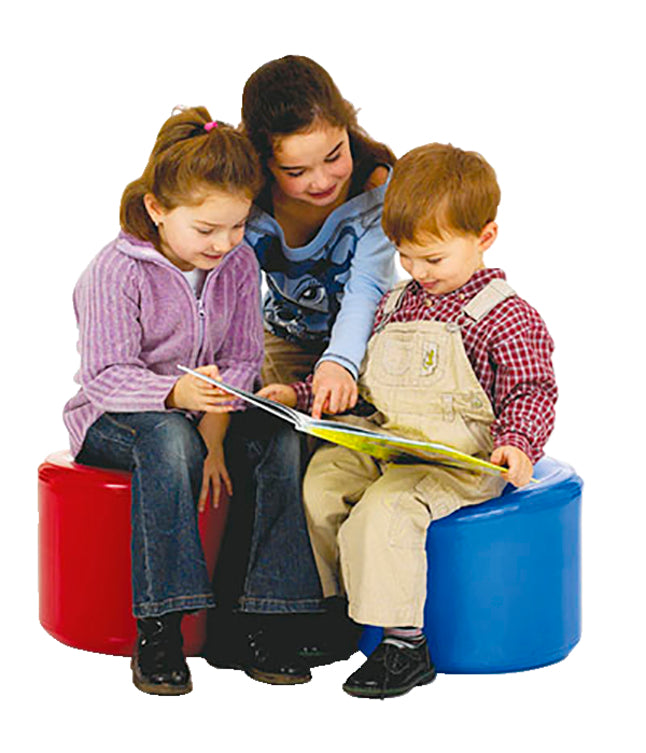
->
[490, 445, 533, 487]
[256, 383, 297, 407]
[198, 441, 233, 512]
[166, 365, 233, 413]
[311, 361, 358, 420]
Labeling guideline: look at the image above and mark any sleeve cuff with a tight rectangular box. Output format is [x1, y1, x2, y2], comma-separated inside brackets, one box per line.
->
[493, 433, 540, 464]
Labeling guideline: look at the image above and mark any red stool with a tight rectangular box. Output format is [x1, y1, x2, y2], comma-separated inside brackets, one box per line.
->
[38, 451, 228, 656]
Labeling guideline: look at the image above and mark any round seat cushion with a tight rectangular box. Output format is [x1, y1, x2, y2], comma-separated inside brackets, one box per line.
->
[359, 456, 582, 673]
[38, 451, 228, 656]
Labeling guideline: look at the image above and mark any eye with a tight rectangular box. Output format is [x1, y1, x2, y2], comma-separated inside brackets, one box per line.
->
[325, 153, 341, 164]
[196, 228, 212, 235]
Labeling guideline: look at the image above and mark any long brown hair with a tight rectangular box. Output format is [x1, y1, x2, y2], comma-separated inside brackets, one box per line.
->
[120, 106, 263, 245]
[241, 56, 395, 196]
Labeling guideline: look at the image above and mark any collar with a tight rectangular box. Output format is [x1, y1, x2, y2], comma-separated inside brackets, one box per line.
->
[410, 268, 507, 303]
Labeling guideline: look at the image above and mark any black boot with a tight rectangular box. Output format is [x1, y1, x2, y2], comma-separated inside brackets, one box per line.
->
[296, 598, 362, 667]
[342, 636, 436, 699]
[204, 612, 311, 684]
[131, 612, 192, 695]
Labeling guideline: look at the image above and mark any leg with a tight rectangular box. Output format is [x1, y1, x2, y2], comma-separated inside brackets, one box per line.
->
[206, 410, 321, 684]
[76, 411, 214, 694]
[219, 409, 323, 614]
[337, 464, 439, 699]
[77, 411, 214, 616]
[337, 464, 434, 628]
[303, 443, 381, 597]
[261, 330, 321, 385]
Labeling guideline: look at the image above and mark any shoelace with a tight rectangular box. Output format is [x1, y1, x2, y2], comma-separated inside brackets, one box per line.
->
[372, 640, 415, 699]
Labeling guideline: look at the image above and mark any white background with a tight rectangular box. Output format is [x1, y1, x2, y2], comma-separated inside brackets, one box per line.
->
[2, 1, 644, 750]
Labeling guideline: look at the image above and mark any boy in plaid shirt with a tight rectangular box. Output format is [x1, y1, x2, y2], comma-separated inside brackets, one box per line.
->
[260, 143, 557, 698]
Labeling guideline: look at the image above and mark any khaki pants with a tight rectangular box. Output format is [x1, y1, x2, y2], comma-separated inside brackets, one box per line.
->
[303, 443, 504, 628]
[260, 330, 322, 386]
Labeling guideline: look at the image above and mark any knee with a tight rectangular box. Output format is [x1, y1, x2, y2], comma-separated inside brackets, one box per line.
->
[255, 424, 303, 475]
[135, 413, 206, 471]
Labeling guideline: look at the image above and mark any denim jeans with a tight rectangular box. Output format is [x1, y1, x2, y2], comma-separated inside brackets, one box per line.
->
[213, 409, 324, 615]
[75, 411, 216, 618]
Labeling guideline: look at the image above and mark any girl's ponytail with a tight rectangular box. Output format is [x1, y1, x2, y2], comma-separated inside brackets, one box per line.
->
[120, 178, 158, 245]
[120, 107, 263, 246]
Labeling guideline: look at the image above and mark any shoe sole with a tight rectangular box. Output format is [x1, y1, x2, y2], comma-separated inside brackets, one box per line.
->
[342, 668, 437, 699]
[131, 658, 193, 696]
[245, 667, 312, 685]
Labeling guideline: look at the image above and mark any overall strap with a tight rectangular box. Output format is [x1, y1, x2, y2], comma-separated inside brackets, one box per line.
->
[460, 278, 516, 324]
[374, 280, 411, 332]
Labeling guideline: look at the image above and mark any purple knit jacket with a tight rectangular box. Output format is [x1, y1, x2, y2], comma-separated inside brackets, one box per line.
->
[63, 231, 264, 457]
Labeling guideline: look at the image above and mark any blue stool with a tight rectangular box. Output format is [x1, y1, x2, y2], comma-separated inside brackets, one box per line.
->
[359, 457, 582, 673]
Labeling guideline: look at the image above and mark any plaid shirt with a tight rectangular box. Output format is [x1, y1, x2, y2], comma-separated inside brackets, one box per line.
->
[293, 268, 557, 463]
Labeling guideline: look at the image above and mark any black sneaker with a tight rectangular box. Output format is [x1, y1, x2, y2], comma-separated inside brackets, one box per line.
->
[342, 637, 436, 699]
[131, 612, 192, 696]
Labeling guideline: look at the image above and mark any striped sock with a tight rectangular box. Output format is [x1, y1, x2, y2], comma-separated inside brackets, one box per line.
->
[383, 627, 425, 648]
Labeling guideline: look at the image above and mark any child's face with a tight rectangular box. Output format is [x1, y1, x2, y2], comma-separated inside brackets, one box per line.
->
[397, 225, 496, 295]
[268, 122, 353, 207]
[146, 190, 252, 271]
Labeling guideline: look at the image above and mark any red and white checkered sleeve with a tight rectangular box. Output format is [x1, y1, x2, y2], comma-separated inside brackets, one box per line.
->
[488, 303, 558, 464]
[291, 373, 315, 413]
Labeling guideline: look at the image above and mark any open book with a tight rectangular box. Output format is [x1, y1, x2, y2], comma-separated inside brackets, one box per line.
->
[178, 365, 508, 478]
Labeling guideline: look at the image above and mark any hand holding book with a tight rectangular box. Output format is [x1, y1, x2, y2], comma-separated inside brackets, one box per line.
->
[177, 365, 524, 480]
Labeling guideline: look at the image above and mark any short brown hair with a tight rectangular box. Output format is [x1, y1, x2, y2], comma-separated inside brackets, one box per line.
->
[382, 143, 500, 246]
[120, 106, 263, 246]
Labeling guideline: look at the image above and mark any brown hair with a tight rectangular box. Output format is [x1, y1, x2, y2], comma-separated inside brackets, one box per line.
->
[382, 143, 501, 246]
[241, 56, 395, 195]
[120, 106, 263, 245]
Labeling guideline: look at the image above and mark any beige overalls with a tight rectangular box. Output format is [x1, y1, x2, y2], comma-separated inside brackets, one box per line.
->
[303, 279, 514, 628]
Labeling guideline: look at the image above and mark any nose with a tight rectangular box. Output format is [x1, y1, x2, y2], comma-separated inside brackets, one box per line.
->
[210, 230, 236, 254]
[409, 260, 430, 281]
[308, 165, 333, 191]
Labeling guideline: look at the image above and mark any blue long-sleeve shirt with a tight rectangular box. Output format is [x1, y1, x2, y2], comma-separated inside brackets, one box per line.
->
[244, 176, 397, 379]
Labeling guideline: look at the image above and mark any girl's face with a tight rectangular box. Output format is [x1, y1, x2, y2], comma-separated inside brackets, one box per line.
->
[145, 189, 252, 271]
[268, 122, 353, 207]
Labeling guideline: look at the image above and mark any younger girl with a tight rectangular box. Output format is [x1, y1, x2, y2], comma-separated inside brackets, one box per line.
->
[63, 107, 264, 695]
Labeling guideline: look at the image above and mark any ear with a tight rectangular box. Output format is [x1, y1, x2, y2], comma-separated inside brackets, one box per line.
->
[143, 193, 166, 227]
[478, 221, 498, 253]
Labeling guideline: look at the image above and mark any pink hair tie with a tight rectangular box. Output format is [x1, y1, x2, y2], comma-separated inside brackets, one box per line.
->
[204, 121, 218, 132]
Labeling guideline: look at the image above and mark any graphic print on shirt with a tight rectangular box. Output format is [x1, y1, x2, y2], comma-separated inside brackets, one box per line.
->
[253, 226, 358, 347]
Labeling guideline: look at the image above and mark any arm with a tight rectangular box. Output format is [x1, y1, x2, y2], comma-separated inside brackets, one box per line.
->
[197, 412, 232, 511]
[74, 254, 179, 412]
[312, 210, 396, 415]
[318, 214, 396, 379]
[488, 308, 558, 470]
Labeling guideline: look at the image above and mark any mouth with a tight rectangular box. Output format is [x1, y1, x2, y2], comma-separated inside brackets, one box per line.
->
[307, 184, 337, 200]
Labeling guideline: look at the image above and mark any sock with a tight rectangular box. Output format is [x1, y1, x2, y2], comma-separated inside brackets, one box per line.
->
[383, 627, 425, 648]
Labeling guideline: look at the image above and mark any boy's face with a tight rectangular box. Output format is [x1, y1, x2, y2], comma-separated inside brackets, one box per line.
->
[397, 223, 497, 295]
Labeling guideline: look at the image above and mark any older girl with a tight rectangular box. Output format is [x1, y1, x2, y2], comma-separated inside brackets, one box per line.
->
[205, 57, 397, 684]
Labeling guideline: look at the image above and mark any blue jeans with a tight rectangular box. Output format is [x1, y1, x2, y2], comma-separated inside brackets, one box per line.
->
[75, 411, 215, 618]
[214, 410, 324, 615]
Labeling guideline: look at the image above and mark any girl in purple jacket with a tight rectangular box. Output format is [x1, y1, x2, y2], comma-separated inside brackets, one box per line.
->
[63, 107, 264, 695]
